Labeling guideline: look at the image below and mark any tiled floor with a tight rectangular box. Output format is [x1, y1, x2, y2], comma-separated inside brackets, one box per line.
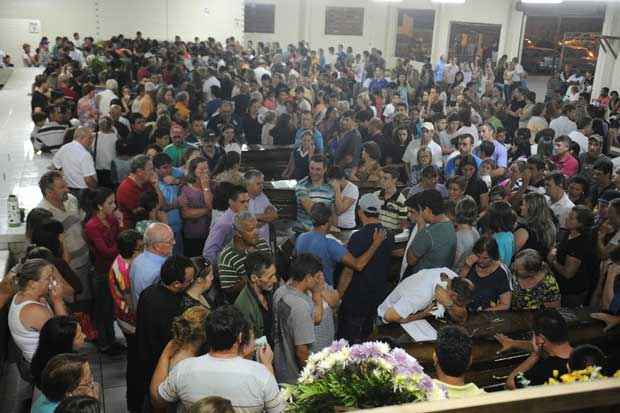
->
[0, 69, 129, 412]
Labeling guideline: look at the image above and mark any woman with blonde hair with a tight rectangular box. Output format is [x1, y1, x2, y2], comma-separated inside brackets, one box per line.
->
[514, 192, 556, 258]
[168, 306, 210, 370]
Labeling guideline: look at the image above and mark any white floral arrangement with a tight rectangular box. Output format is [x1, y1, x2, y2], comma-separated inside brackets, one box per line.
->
[285, 339, 445, 412]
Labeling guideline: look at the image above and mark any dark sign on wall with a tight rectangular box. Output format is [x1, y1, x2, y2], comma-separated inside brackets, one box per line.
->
[325, 7, 364, 36]
[244, 3, 276, 34]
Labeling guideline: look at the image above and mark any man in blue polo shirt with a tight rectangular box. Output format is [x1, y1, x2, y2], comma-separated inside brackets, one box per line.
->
[475, 123, 507, 179]
[445, 134, 482, 178]
[294, 155, 334, 230]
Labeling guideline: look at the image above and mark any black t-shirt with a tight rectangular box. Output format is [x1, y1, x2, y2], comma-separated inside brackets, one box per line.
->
[342, 223, 395, 316]
[516, 224, 551, 258]
[556, 233, 596, 295]
[465, 177, 488, 207]
[127, 129, 151, 156]
[31, 90, 48, 114]
[242, 114, 261, 145]
[521, 356, 569, 387]
[467, 264, 511, 311]
[293, 149, 310, 180]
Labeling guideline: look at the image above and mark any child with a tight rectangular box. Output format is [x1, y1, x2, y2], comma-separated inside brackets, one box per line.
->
[479, 159, 494, 189]
[569, 344, 606, 372]
[190, 396, 234, 413]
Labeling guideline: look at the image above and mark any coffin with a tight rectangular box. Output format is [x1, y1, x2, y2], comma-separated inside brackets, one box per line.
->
[240, 144, 293, 181]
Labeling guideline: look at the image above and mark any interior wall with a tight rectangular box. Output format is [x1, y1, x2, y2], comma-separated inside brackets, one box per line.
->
[0, 0, 243, 43]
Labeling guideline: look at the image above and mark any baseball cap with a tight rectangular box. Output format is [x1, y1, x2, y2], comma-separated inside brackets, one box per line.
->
[589, 134, 603, 143]
[358, 193, 383, 214]
[421, 122, 435, 131]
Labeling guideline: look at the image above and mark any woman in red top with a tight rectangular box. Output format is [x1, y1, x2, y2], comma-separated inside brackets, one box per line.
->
[84, 187, 124, 355]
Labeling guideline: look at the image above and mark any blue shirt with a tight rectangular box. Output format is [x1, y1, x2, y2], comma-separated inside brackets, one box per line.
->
[474, 140, 508, 169]
[158, 180, 182, 233]
[435, 59, 445, 83]
[493, 232, 515, 266]
[294, 128, 324, 153]
[295, 231, 347, 286]
[445, 154, 482, 178]
[130, 250, 167, 304]
[202, 208, 235, 265]
[369, 78, 389, 95]
[31, 394, 58, 413]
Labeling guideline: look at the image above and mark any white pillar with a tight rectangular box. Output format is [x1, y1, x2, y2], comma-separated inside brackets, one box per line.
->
[592, 3, 620, 99]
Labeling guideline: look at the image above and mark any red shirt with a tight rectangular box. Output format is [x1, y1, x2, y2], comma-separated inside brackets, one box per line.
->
[116, 177, 154, 230]
[553, 153, 579, 178]
[84, 214, 120, 275]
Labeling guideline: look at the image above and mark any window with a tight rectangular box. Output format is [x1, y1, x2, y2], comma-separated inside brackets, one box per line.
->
[244, 3, 275, 34]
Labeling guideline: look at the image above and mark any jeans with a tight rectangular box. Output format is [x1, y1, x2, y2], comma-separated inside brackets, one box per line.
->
[91, 272, 116, 349]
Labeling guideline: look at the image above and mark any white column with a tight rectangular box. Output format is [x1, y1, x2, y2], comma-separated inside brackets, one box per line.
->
[592, 3, 620, 100]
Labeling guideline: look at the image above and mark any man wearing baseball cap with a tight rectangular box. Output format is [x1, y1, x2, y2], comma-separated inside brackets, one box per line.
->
[339, 193, 394, 344]
[402, 122, 442, 176]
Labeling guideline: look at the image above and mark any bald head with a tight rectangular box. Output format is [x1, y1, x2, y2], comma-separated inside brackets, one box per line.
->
[144, 222, 174, 256]
[74, 127, 93, 147]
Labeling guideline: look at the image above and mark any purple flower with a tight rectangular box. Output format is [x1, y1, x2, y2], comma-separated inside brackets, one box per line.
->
[389, 348, 423, 375]
[420, 375, 434, 392]
[328, 339, 349, 353]
[349, 342, 389, 362]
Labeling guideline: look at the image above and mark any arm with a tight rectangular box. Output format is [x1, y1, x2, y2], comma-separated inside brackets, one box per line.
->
[150, 341, 177, 409]
[602, 264, 620, 310]
[506, 352, 540, 390]
[295, 344, 311, 367]
[337, 267, 354, 298]
[255, 205, 278, 225]
[85, 223, 119, 260]
[548, 253, 581, 280]
[341, 229, 386, 272]
[487, 291, 512, 311]
[384, 305, 433, 324]
[84, 175, 97, 189]
[331, 183, 355, 215]
[322, 286, 340, 309]
[514, 228, 529, 252]
[311, 287, 323, 325]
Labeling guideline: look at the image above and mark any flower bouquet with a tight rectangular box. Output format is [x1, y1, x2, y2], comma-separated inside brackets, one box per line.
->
[546, 366, 607, 385]
[285, 340, 445, 412]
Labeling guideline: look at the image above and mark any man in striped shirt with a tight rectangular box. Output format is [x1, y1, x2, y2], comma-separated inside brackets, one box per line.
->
[218, 211, 271, 300]
[374, 165, 408, 232]
[31, 105, 67, 152]
[294, 155, 334, 230]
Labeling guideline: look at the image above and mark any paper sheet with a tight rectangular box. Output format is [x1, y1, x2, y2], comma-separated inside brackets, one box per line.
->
[401, 319, 438, 342]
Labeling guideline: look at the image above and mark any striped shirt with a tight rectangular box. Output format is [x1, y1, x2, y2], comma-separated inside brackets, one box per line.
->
[295, 177, 334, 229]
[374, 189, 408, 231]
[218, 239, 271, 290]
[31, 122, 67, 152]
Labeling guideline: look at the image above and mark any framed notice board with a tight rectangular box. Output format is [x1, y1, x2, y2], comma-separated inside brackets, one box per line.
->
[244, 3, 276, 34]
[325, 7, 364, 36]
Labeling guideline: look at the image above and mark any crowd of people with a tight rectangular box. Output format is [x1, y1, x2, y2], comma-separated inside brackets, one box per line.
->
[1, 30, 620, 412]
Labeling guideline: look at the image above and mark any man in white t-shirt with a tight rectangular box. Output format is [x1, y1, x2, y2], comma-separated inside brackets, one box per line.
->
[545, 172, 574, 229]
[378, 267, 473, 324]
[152, 306, 285, 413]
[53, 127, 97, 191]
[402, 122, 442, 170]
[568, 116, 591, 155]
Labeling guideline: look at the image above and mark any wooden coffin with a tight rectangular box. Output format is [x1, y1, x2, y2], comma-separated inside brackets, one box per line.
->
[374, 308, 620, 392]
[240, 144, 293, 181]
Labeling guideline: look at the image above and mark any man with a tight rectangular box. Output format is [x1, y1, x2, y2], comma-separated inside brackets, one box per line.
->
[164, 120, 196, 167]
[207, 101, 241, 136]
[130, 223, 175, 305]
[378, 267, 472, 324]
[434, 55, 445, 84]
[498, 309, 572, 389]
[579, 134, 608, 181]
[444, 134, 481, 178]
[245, 169, 278, 243]
[234, 252, 278, 342]
[409, 165, 449, 199]
[334, 111, 362, 175]
[273, 254, 324, 384]
[110, 104, 130, 140]
[38, 171, 90, 300]
[202, 185, 250, 265]
[552, 135, 579, 178]
[218, 212, 272, 298]
[549, 104, 577, 137]
[97, 78, 118, 117]
[293, 111, 324, 153]
[31, 105, 67, 152]
[374, 165, 408, 232]
[295, 202, 386, 287]
[52, 126, 97, 194]
[433, 326, 485, 398]
[126, 114, 151, 156]
[254, 59, 272, 87]
[598, 198, 620, 260]
[369, 68, 389, 95]
[338, 193, 395, 344]
[202, 67, 221, 102]
[153, 153, 184, 255]
[476, 123, 507, 179]
[294, 155, 334, 230]
[569, 116, 591, 155]
[153, 305, 283, 411]
[590, 158, 615, 206]
[187, 116, 206, 144]
[200, 133, 224, 172]
[404, 189, 457, 275]
[545, 172, 574, 229]
[136, 255, 195, 410]
[525, 156, 547, 194]
[116, 154, 160, 230]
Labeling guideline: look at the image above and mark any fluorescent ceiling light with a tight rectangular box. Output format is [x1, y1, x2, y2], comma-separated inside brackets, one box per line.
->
[372, 0, 404, 2]
[521, 0, 563, 4]
[431, 0, 466, 4]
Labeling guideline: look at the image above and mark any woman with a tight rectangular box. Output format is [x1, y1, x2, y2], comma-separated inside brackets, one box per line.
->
[485, 201, 517, 266]
[76, 83, 97, 128]
[328, 166, 359, 231]
[289, 130, 314, 180]
[243, 99, 262, 145]
[453, 195, 481, 270]
[447, 176, 468, 204]
[383, 126, 409, 166]
[511, 249, 561, 310]
[168, 306, 209, 369]
[318, 107, 340, 145]
[461, 237, 512, 312]
[8, 259, 66, 368]
[548, 205, 597, 307]
[409, 147, 433, 187]
[458, 155, 489, 211]
[180, 259, 216, 311]
[270, 113, 295, 146]
[515, 192, 556, 258]
[30, 316, 85, 387]
[180, 157, 214, 258]
[353, 141, 382, 184]
[31, 353, 98, 413]
[93, 116, 118, 188]
[83, 188, 123, 354]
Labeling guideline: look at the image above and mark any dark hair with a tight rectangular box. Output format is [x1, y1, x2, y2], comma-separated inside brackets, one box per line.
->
[31, 316, 79, 387]
[54, 395, 100, 413]
[382, 165, 400, 180]
[527, 156, 545, 171]
[569, 344, 606, 371]
[227, 185, 248, 203]
[289, 254, 323, 282]
[362, 141, 382, 162]
[546, 171, 566, 188]
[40, 353, 87, 402]
[472, 237, 500, 261]
[152, 152, 173, 169]
[447, 176, 467, 192]
[457, 154, 479, 176]
[533, 309, 568, 344]
[117, 229, 142, 259]
[39, 170, 64, 197]
[83, 187, 114, 221]
[310, 203, 332, 227]
[593, 158, 614, 176]
[572, 205, 595, 233]
[327, 166, 346, 181]
[186, 156, 208, 184]
[436, 326, 472, 377]
[245, 252, 274, 278]
[26, 208, 53, 240]
[479, 141, 495, 158]
[419, 189, 445, 215]
[205, 305, 251, 352]
[160, 255, 194, 286]
[31, 219, 64, 258]
[487, 201, 516, 232]
[134, 190, 159, 223]
[451, 277, 474, 306]
[309, 154, 327, 167]
[145, 143, 163, 154]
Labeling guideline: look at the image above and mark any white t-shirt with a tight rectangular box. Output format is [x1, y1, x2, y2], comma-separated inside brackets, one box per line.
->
[547, 192, 575, 229]
[158, 354, 285, 413]
[568, 130, 588, 155]
[337, 182, 359, 229]
[378, 267, 458, 321]
[97, 89, 117, 117]
[53, 141, 97, 189]
[402, 140, 443, 168]
[94, 131, 118, 170]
